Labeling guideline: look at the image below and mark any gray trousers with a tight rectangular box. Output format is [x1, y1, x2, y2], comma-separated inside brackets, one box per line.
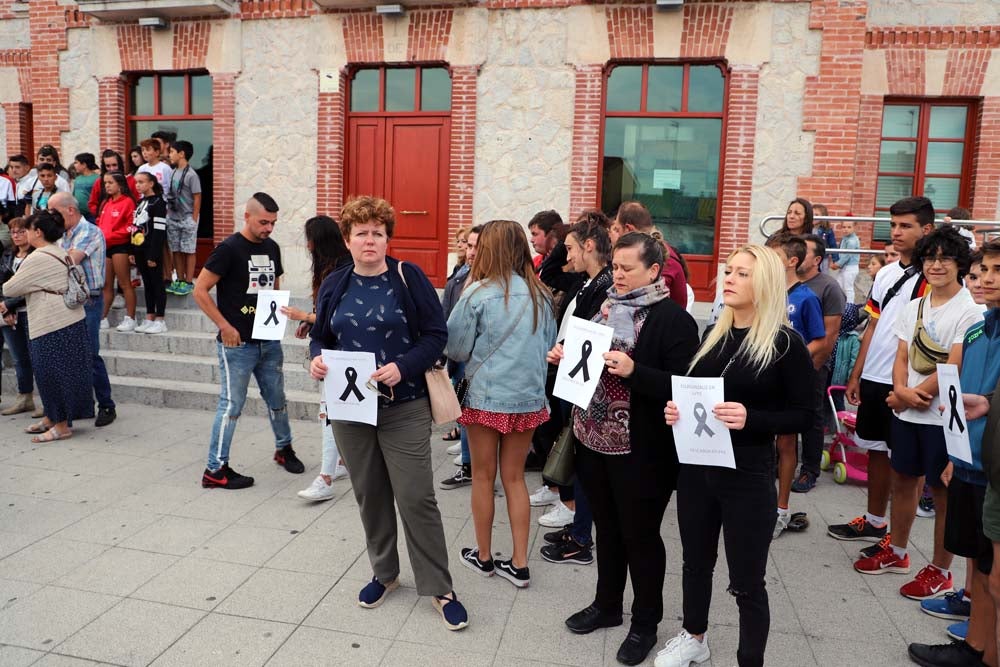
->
[331, 397, 453, 597]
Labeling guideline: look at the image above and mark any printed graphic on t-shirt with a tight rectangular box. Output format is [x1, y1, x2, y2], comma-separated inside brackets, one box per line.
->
[247, 255, 276, 294]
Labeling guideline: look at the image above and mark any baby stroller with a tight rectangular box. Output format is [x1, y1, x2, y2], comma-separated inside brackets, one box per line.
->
[820, 385, 869, 485]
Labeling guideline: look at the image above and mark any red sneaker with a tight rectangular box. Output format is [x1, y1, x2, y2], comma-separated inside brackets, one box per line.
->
[854, 546, 911, 575]
[900, 565, 954, 600]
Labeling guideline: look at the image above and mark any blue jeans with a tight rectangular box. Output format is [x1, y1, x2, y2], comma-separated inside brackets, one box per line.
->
[84, 294, 115, 409]
[207, 340, 292, 472]
[2, 312, 33, 393]
[460, 425, 470, 465]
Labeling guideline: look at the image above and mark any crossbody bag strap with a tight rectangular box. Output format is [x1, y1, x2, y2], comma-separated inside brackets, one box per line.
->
[881, 264, 919, 311]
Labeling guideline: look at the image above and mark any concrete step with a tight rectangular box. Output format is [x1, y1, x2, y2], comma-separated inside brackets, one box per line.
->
[106, 374, 318, 420]
[99, 328, 310, 358]
[103, 307, 308, 338]
[101, 349, 319, 394]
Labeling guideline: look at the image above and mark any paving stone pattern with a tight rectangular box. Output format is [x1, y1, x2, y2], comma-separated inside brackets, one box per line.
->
[0, 398, 960, 666]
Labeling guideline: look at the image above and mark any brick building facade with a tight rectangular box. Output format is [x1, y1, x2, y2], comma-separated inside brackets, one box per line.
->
[1, 0, 999, 295]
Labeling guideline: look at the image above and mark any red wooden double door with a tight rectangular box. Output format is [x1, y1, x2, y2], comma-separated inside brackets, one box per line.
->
[345, 116, 451, 287]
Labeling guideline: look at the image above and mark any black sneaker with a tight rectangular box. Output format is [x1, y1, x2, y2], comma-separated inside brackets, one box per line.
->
[494, 558, 530, 588]
[202, 464, 255, 489]
[274, 445, 305, 474]
[95, 406, 116, 427]
[827, 516, 888, 542]
[860, 533, 892, 559]
[460, 547, 494, 577]
[907, 639, 984, 667]
[440, 464, 472, 490]
[791, 469, 817, 493]
[543, 525, 572, 545]
[540, 538, 594, 565]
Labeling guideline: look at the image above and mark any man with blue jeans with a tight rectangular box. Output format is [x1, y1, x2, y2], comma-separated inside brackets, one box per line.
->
[50, 192, 116, 426]
[193, 192, 305, 489]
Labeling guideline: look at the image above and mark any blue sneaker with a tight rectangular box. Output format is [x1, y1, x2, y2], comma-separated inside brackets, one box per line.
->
[433, 591, 469, 631]
[920, 589, 970, 621]
[946, 619, 968, 641]
[358, 576, 398, 608]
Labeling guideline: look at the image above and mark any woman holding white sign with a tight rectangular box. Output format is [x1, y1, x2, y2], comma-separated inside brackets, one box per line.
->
[557, 232, 699, 666]
[659, 245, 813, 667]
[308, 196, 469, 631]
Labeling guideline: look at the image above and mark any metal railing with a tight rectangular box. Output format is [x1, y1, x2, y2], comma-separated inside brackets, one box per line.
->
[758, 215, 1000, 255]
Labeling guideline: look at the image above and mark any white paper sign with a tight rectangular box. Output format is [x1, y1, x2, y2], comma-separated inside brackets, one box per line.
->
[322, 350, 378, 425]
[670, 376, 735, 469]
[553, 317, 615, 409]
[251, 290, 290, 341]
[653, 169, 682, 190]
[937, 363, 973, 464]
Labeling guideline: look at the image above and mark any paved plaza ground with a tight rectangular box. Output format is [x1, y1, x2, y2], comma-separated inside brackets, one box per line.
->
[0, 403, 959, 666]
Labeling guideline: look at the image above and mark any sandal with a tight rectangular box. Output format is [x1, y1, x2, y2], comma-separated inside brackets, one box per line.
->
[24, 420, 51, 434]
[442, 427, 460, 441]
[31, 427, 72, 443]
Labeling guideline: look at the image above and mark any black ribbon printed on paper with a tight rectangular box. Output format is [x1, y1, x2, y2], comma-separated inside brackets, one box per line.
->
[693, 402, 715, 437]
[340, 367, 365, 402]
[948, 385, 965, 433]
[568, 340, 593, 382]
[264, 300, 280, 326]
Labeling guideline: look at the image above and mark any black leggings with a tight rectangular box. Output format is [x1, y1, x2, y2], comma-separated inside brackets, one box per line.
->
[576, 443, 671, 635]
[678, 457, 776, 667]
[134, 246, 166, 317]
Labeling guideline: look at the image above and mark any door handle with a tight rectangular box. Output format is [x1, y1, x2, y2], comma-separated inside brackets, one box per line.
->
[400, 210, 428, 215]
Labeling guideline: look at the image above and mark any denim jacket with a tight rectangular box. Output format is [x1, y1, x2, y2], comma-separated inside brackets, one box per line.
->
[446, 275, 556, 412]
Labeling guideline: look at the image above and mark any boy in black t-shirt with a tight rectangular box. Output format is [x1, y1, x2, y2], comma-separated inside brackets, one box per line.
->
[192, 192, 305, 489]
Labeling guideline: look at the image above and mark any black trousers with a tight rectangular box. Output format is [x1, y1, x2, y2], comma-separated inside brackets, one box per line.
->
[576, 444, 670, 635]
[678, 458, 776, 667]
[799, 365, 828, 476]
[134, 245, 166, 317]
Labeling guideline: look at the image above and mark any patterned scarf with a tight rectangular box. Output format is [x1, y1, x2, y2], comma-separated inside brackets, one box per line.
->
[598, 278, 670, 346]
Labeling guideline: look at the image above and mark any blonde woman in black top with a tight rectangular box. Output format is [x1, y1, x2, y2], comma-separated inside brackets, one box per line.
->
[658, 245, 813, 667]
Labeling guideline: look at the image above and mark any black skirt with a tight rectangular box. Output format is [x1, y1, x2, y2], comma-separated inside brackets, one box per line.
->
[30, 319, 94, 425]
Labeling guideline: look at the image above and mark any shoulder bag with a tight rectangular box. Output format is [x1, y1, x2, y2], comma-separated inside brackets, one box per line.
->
[909, 296, 950, 375]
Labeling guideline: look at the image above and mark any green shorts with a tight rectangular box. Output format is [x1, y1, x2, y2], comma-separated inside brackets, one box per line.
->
[982, 482, 1000, 543]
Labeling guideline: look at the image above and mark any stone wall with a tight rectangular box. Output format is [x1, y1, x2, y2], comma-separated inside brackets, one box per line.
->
[234, 18, 325, 292]
[748, 2, 821, 243]
[473, 9, 574, 226]
[0, 17, 29, 49]
[867, 0, 1000, 26]
[59, 28, 99, 160]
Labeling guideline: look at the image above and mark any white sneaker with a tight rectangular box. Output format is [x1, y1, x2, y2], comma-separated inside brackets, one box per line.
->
[654, 630, 711, 667]
[453, 454, 463, 466]
[529, 485, 559, 507]
[773, 511, 790, 540]
[100, 318, 109, 330]
[144, 320, 168, 335]
[297, 476, 336, 501]
[446, 442, 462, 455]
[112, 294, 125, 309]
[538, 501, 575, 527]
[134, 319, 152, 333]
[331, 464, 349, 481]
[117, 316, 137, 333]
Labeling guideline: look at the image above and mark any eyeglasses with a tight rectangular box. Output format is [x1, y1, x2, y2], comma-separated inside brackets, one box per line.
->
[365, 380, 394, 402]
[925, 256, 958, 267]
[9, 229, 26, 235]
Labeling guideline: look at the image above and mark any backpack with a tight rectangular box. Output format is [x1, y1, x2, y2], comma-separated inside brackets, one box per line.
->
[40, 251, 89, 309]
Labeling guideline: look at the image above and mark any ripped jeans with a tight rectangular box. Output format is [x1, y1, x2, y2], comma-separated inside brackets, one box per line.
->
[207, 340, 292, 472]
[677, 455, 776, 667]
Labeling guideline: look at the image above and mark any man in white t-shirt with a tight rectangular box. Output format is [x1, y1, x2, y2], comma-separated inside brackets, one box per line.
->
[136, 138, 173, 190]
[854, 227, 985, 601]
[828, 197, 935, 549]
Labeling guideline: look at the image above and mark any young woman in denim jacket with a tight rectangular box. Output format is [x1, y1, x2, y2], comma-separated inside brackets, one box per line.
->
[446, 219, 557, 589]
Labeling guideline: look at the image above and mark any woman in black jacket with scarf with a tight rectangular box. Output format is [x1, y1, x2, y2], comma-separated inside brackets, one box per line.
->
[660, 244, 814, 667]
[555, 232, 699, 666]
